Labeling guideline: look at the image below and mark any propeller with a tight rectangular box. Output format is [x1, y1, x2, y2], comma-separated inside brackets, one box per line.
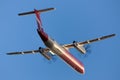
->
[84, 44, 92, 57]
[42, 50, 57, 63]
[85, 44, 91, 53]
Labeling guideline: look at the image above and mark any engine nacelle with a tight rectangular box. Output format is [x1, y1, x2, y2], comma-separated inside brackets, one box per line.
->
[73, 41, 86, 54]
[39, 47, 51, 60]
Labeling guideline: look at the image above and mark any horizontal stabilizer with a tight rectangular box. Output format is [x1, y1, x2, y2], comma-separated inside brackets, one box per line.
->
[18, 8, 55, 16]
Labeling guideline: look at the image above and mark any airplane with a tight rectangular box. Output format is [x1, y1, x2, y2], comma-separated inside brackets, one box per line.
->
[7, 7, 115, 74]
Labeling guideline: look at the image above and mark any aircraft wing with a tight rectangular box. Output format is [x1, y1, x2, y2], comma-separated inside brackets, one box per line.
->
[7, 48, 49, 55]
[63, 34, 116, 49]
[7, 48, 51, 60]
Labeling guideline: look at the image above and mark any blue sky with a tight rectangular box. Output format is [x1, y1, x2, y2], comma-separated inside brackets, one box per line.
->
[0, 0, 119, 80]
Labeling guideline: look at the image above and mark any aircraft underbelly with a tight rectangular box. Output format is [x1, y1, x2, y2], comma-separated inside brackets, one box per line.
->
[45, 39, 85, 74]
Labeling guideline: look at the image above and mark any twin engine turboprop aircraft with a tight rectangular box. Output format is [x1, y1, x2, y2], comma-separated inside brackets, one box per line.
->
[7, 8, 115, 74]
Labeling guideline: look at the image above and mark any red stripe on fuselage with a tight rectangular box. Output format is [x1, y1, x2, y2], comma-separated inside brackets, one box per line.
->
[59, 49, 85, 74]
[45, 38, 85, 74]
[37, 29, 48, 42]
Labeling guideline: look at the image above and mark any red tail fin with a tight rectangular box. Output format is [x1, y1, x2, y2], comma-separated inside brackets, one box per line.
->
[34, 9, 43, 30]
[18, 8, 55, 42]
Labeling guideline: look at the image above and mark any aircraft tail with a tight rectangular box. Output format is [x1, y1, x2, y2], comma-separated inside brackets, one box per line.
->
[18, 8, 55, 16]
[18, 7, 54, 41]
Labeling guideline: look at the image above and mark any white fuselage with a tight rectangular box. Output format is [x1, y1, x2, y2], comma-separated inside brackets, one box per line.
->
[44, 37, 85, 74]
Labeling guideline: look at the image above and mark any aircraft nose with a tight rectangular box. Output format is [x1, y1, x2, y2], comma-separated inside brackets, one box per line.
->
[81, 67, 85, 74]
[75, 61, 85, 74]
[79, 63, 85, 74]
[75, 65, 85, 74]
